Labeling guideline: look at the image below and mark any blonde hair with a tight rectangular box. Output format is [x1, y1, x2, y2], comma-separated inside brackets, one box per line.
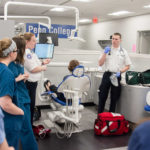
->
[23, 32, 35, 41]
[0, 38, 12, 58]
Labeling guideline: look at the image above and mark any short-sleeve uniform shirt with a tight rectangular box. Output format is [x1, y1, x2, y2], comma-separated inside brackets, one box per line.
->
[24, 48, 42, 82]
[8, 62, 30, 104]
[99, 46, 132, 72]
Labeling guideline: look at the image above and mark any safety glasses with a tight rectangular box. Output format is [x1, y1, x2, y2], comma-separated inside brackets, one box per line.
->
[13, 49, 19, 53]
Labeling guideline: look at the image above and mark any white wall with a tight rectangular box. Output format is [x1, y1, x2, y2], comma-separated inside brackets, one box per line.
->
[7, 13, 150, 52]
[80, 13, 150, 52]
[0, 20, 15, 38]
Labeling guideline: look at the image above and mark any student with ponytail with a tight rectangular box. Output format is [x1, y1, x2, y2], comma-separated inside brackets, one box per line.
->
[0, 38, 24, 150]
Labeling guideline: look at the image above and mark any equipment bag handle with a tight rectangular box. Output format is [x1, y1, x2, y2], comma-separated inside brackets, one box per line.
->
[106, 120, 121, 133]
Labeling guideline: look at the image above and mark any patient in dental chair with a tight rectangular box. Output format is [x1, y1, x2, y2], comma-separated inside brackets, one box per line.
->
[44, 79, 66, 102]
[43, 59, 80, 105]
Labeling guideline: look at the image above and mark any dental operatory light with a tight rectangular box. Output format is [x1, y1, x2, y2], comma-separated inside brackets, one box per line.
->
[68, 29, 86, 42]
[144, 5, 150, 8]
[108, 11, 132, 16]
[50, 7, 66, 12]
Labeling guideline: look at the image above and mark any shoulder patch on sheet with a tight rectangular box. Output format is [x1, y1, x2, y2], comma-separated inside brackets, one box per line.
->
[27, 54, 32, 59]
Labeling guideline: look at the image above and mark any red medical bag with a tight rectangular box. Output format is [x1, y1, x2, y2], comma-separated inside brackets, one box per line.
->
[94, 112, 129, 136]
[33, 125, 51, 139]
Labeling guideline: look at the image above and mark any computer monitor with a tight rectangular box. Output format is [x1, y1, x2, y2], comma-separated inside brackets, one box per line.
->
[35, 43, 54, 59]
[39, 33, 58, 46]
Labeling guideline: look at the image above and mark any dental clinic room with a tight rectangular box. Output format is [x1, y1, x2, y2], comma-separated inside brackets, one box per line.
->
[1, 0, 150, 150]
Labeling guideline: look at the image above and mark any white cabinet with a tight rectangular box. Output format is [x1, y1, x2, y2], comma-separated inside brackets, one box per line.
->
[93, 75, 110, 110]
[116, 84, 150, 123]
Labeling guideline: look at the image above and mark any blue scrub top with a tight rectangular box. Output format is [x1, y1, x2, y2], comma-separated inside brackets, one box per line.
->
[8, 62, 30, 104]
[0, 63, 22, 131]
[128, 120, 150, 150]
[0, 107, 5, 144]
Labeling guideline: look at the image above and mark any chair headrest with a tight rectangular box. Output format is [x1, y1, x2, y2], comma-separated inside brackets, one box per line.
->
[72, 65, 84, 77]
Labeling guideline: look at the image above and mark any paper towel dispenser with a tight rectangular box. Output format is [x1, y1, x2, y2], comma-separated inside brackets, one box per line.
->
[98, 40, 111, 49]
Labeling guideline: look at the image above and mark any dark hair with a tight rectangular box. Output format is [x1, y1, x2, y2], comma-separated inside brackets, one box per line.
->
[23, 32, 35, 41]
[113, 32, 122, 39]
[68, 60, 80, 72]
[0, 38, 12, 58]
[13, 36, 26, 65]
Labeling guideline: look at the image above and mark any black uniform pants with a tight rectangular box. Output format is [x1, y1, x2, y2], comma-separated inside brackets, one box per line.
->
[98, 72, 121, 113]
[25, 80, 38, 125]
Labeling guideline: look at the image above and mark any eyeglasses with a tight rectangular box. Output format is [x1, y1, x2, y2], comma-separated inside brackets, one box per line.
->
[13, 49, 19, 53]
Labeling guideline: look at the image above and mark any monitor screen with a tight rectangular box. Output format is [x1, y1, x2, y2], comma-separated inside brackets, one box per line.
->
[39, 33, 58, 46]
[35, 43, 54, 59]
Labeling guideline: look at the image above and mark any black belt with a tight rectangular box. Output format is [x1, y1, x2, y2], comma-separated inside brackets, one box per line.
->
[26, 80, 38, 83]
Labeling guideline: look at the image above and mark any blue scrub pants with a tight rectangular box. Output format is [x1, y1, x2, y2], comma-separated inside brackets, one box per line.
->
[20, 103, 38, 150]
[5, 115, 23, 150]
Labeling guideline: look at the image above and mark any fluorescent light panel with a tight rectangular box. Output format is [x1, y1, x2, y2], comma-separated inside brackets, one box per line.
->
[50, 7, 66, 12]
[108, 11, 131, 16]
[144, 5, 150, 8]
[79, 19, 92, 23]
[72, 0, 93, 2]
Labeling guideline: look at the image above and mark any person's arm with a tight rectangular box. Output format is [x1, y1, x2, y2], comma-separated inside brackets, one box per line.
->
[98, 46, 111, 66]
[98, 53, 107, 66]
[0, 96, 24, 115]
[0, 139, 14, 150]
[31, 65, 47, 73]
[120, 65, 130, 73]
[15, 73, 29, 82]
[42, 59, 51, 65]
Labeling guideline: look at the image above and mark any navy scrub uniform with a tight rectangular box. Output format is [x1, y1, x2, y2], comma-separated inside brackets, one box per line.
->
[98, 47, 132, 113]
[128, 121, 150, 150]
[8, 62, 38, 150]
[24, 48, 42, 125]
[0, 62, 23, 150]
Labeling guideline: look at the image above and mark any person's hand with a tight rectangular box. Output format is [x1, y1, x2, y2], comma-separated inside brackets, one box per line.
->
[104, 46, 111, 54]
[23, 72, 29, 80]
[9, 147, 14, 150]
[116, 72, 121, 77]
[41, 65, 47, 71]
[42, 59, 51, 65]
[16, 74, 26, 82]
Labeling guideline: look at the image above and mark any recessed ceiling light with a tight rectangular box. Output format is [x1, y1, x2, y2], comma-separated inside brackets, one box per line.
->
[144, 5, 150, 8]
[108, 11, 132, 16]
[72, 0, 94, 2]
[50, 7, 66, 12]
[79, 19, 92, 23]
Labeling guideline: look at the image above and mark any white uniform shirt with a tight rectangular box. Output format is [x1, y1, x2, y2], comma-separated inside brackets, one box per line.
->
[101, 46, 132, 72]
[24, 48, 42, 82]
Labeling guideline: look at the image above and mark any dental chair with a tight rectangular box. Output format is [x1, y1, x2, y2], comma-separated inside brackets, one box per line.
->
[42, 65, 91, 138]
[144, 91, 150, 112]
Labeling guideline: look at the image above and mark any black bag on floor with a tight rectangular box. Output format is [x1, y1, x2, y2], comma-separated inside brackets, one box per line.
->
[33, 107, 41, 121]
